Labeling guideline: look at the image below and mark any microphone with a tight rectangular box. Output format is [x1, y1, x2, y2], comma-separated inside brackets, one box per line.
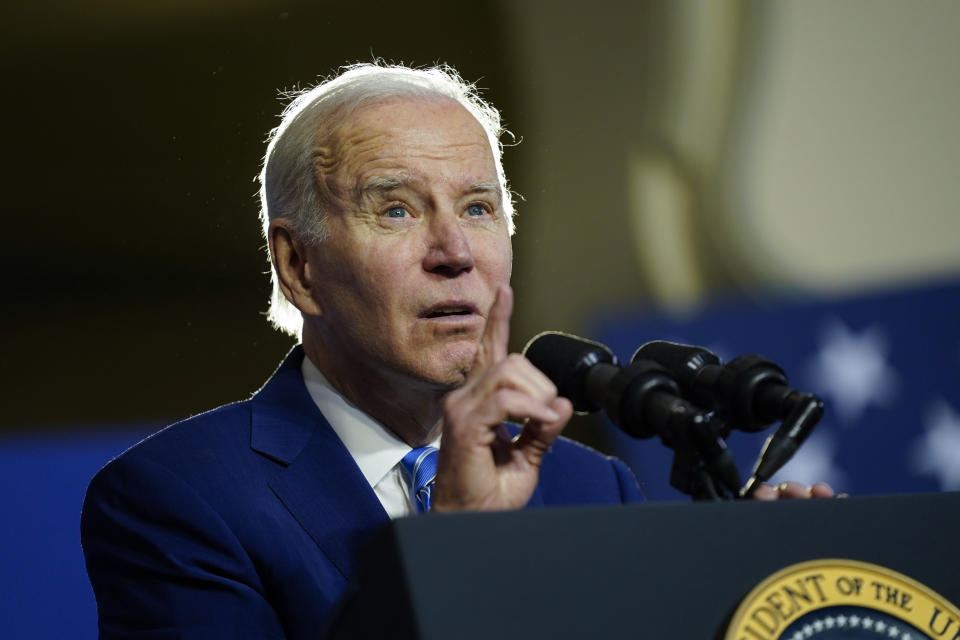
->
[524, 331, 692, 439]
[631, 341, 795, 431]
[740, 398, 822, 497]
[523, 332, 741, 495]
[521, 331, 616, 414]
[632, 341, 823, 494]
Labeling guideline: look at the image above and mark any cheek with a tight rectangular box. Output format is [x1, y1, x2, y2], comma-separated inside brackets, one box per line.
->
[310, 250, 386, 318]
[478, 234, 513, 281]
[363, 241, 414, 280]
[348, 244, 418, 309]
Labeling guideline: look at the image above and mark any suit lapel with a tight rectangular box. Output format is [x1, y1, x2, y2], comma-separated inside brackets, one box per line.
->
[250, 347, 388, 580]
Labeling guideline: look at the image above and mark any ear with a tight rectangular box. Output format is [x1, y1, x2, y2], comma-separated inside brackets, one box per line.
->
[268, 218, 324, 317]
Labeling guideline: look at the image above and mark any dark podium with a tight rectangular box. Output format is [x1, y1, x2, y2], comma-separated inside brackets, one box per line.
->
[327, 492, 959, 639]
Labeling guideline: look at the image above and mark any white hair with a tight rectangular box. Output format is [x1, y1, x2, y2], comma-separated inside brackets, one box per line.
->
[258, 62, 516, 339]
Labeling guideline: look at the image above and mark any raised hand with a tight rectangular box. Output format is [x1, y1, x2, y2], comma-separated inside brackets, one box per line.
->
[432, 285, 573, 512]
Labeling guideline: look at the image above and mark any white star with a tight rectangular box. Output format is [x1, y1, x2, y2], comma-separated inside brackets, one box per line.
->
[912, 400, 960, 490]
[812, 619, 824, 631]
[863, 616, 874, 629]
[903, 633, 913, 640]
[802, 624, 814, 637]
[849, 614, 861, 626]
[805, 319, 899, 425]
[876, 621, 887, 632]
[837, 615, 848, 627]
[770, 429, 848, 490]
[889, 625, 901, 637]
[824, 616, 836, 629]
[792, 632, 804, 640]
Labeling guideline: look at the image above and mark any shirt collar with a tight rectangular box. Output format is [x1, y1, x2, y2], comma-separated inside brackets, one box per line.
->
[300, 355, 430, 489]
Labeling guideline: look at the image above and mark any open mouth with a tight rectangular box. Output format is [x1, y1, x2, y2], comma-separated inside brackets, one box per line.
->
[425, 307, 473, 318]
[421, 302, 479, 319]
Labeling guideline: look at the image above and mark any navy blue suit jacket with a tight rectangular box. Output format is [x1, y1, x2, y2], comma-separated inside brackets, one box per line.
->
[82, 347, 643, 639]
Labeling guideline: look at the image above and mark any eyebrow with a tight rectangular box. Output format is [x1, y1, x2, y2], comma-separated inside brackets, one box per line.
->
[356, 176, 409, 198]
[356, 177, 503, 201]
[466, 181, 501, 196]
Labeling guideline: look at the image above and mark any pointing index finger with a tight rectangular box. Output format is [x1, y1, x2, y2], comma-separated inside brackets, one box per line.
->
[473, 284, 512, 374]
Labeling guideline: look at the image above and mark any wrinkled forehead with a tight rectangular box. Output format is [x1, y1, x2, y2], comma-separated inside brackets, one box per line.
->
[331, 95, 493, 153]
[318, 96, 499, 189]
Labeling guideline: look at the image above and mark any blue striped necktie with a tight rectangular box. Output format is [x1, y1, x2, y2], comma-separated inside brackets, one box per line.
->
[400, 446, 439, 513]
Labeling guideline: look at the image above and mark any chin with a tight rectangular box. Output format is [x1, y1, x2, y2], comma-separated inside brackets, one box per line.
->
[416, 344, 477, 388]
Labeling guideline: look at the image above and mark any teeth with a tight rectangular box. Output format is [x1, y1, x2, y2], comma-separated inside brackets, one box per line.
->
[429, 308, 469, 317]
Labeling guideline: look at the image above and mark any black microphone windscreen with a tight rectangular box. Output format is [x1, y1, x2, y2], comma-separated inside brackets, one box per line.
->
[632, 341, 719, 386]
[523, 331, 616, 412]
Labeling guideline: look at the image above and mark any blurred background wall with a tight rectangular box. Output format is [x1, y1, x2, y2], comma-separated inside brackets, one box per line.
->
[2, 0, 958, 636]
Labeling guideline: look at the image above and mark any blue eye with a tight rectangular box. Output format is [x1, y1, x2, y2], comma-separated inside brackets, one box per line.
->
[466, 204, 487, 217]
[386, 206, 408, 218]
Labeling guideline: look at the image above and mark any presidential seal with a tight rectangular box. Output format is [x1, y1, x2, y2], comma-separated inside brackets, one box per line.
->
[725, 559, 960, 640]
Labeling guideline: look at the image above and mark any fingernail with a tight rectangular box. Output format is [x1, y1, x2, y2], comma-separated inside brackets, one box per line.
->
[544, 409, 560, 422]
[778, 482, 790, 492]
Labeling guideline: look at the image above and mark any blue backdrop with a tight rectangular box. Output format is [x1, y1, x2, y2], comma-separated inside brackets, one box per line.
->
[1, 428, 156, 639]
[595, 279, 960, 501]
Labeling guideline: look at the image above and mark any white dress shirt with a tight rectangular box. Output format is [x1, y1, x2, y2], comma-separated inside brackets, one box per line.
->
[301, 356, 439, 519]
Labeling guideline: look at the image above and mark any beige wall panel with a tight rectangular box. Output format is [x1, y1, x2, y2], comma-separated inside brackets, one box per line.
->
[726, 0, 960, 291]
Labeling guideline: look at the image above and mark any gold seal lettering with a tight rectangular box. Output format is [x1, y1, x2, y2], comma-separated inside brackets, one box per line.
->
[835, 575, 864, 596]
[929, 607, 960, 638]
[750, 606, 781, 635]
[740, 624, 770, 640]
[870, 580, 915, 612]
[725, 560, 960, 640]
[766, 592, 796, 621]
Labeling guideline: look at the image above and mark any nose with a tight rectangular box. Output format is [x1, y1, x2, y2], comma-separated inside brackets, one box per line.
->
[422, 213, 474, 277]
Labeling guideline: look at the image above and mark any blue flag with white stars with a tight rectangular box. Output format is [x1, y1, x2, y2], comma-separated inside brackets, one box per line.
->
[593, 279, 960, 501]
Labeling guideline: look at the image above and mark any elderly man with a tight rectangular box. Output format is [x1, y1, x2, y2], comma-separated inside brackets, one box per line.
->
[82, 63, 828, 639]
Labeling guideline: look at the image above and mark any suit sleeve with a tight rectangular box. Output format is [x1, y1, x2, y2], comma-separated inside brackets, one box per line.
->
[81, 455, 287, 639]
